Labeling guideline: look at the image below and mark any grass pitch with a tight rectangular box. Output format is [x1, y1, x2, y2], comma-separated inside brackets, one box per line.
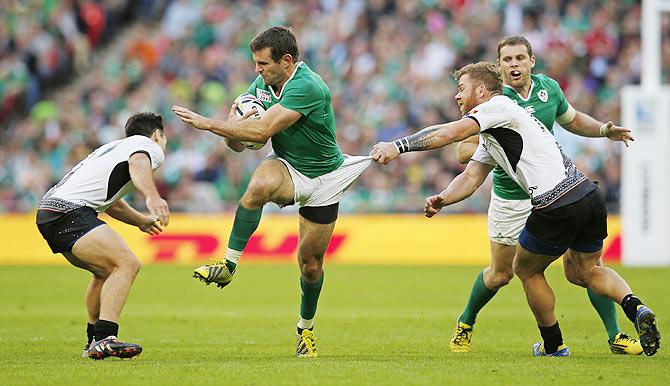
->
[1, 263, 668, 385]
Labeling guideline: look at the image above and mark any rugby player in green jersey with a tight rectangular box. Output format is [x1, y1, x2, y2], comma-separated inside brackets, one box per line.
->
[173, 26, 371, 357]
[451, 35, 638, 354]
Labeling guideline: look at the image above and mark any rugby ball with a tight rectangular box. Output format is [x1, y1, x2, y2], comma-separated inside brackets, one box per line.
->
[233, 93, 266, 150]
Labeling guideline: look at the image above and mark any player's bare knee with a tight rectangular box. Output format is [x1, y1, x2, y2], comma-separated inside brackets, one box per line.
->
[491, 270, 514, 288]
[114, 253, 141, 277]
[126, 257, 141, 276]
[563, 265, 580, 286]
[241, 182, 273, 208]
[565, 272, 584, 286]
[301, 266, 322, 283]
[571, 267, 593, 288]
[299, 258, 323, 282]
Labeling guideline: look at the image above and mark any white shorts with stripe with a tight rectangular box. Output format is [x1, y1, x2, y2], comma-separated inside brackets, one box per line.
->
[268, 153, 372, 207]
[488, 190, 532, 246]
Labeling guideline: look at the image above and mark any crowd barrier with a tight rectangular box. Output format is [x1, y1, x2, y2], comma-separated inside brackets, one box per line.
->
[0, 214, 622, 265]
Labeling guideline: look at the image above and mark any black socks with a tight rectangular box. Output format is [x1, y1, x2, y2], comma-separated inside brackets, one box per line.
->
[86, 323, 95, 344]
[539, 322, 563, 354]
[621, 294, 643, 323]
[94, 319, 119, 342]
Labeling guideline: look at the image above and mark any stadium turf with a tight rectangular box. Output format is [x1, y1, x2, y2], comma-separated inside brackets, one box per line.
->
[1, 264, 667, 385]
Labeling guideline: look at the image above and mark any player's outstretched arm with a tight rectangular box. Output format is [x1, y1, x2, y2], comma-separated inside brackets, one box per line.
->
[456, 135, 480, 164]
[172, 103, 301, 143]
[561, 111, 634, 147]
[424, 160, 494, 218]
[105, 199, 163, 235]
[370, 117, 480, 165]
[128, 152, 169, 227]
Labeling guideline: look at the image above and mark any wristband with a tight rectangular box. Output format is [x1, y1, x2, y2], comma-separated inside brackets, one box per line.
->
[599, 123, 609, 137]
[394, 137, 410, 153]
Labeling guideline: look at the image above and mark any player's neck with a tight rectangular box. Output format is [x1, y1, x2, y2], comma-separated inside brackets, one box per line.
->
[513, 82, 532, 99]
[275, 63, 298, 94]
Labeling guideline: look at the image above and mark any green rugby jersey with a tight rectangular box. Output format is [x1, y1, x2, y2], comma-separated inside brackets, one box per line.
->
[494, 73, 571, 199]
[246, 62, 343, 178]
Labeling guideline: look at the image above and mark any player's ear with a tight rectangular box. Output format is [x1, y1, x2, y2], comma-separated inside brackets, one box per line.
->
[281, 53, 293, 68]
[477, 84, 486, 98]
[151, 128, 162, 142]
[530, 55, 536, 69]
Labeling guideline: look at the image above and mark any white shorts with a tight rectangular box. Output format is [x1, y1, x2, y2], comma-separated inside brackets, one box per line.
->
[268, 153, 372, 207]
[488, 190, 532, 246]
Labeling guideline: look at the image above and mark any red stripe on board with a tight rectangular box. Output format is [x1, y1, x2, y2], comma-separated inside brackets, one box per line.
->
[603, 234, 621, 262]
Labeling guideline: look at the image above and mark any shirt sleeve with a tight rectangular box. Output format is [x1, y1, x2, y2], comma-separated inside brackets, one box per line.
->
[464, 99, 512, 133]
[470, 140, 497, 166]
[279, 78, 324, 116]
[128, 136, 165, 170]
[547, 76, 570, 117]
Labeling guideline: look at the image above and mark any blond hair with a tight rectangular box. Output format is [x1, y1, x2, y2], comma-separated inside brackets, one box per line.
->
[453, 62, 503, 94]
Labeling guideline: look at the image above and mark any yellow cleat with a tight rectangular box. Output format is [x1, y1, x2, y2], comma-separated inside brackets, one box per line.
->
[609, 333, 643, 355]
[296, 329, 317, 358]
[450, 322, 473, 353]
[192, 259, 236, 289]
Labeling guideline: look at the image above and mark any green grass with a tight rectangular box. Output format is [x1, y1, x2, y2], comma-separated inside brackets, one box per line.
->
[0, 264, 668, 385]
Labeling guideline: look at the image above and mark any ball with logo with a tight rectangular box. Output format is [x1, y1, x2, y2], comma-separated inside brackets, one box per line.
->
[233, 94, 267, 150]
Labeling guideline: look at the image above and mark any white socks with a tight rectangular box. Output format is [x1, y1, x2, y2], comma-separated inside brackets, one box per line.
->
[224, 248, 242, 264]
[297, 317, 314, 330]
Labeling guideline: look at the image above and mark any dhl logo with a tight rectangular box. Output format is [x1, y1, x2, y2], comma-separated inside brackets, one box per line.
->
[146, 233, 347, 262]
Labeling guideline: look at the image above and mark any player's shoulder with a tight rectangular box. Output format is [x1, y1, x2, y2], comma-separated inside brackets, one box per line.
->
[123, 135, 163, 154]
[532, 73, 561, 90]
[481, 95, 517, 110]
[287, 63, 326, 94]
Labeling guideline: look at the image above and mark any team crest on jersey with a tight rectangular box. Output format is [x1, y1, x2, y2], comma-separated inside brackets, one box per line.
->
[256, 89, 272, 103]
[537, 89, 548, 103]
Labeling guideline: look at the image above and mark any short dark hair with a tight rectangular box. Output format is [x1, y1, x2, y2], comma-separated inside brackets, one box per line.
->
[125, 112, 163, 138]
[497, 35, 533, 59]
[453, 62, 503, 95]
[249, 26, 299, 63]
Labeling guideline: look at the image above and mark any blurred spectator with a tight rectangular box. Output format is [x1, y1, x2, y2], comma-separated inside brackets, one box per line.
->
[0, 0, 135, 121]
[0, 0, 652, 214]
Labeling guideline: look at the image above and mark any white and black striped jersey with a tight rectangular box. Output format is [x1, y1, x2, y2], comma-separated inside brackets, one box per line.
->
[39, 135, 164, 213]
[468, 95, 591, 209]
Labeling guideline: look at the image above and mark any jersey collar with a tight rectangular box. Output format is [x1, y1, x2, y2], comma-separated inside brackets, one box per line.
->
[504, 78, 534, 102]
[269, 61, 304, 99]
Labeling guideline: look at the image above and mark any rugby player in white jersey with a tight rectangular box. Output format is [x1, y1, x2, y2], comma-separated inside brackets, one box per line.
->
[450, 35, 639, 355]
[371, 62, 660, 356]
[36, 112, 169, 360]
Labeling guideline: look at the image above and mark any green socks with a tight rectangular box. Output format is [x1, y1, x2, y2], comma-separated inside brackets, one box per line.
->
[456, 271, 621, 341]
[587, 288, 620, 341]
[458, 270, 498, 326]
[300, 274, 324, 320]
[227, 204, 263, 253]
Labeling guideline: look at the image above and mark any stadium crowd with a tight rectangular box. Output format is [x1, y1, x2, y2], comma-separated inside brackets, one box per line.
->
[2, 0, 665, 213]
